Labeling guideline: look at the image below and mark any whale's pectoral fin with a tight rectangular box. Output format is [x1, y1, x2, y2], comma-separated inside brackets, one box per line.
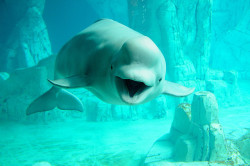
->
[48, 75, 89, 88]
[162, 80, 195, 97]
[26, 87, 84, 115]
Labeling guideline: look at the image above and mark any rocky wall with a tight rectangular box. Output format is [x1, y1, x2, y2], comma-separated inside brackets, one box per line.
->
[210, 0, 250, 80]
[0, 0, 51, 72]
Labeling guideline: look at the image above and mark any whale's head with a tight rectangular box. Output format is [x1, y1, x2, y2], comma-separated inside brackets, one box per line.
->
[111, 36, 166, 104]
[111, 36, 195, 105]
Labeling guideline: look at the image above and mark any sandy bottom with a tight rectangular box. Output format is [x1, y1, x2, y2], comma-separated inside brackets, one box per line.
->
[0, 119, 172, 166]
[0, 103, 249, 166]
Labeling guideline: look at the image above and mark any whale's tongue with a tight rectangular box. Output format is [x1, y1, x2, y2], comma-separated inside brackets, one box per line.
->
[125, 79, 146, 97]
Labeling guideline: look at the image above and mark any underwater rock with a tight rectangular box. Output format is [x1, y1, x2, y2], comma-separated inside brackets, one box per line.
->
[232, 129, 250, 163]
[144, 91, 231, 165]
[191, 0, 212, 80]
[189, 92, 227, 161]
[0, 67, 49, 99]
[172, 60, 196, 82]
[211, 0, 250, 77]
[0, 66, 50, 121]
[171, 104, 191, 135]
[3, 7, 51, 71]
[4, 0, 45, 20]
[206, 71, 240, 107]
[0, 60, 84, 122]
[191, 91, 219, 125]
[157, 0, 184, 69]
[156, 0, 197, 84]
[0, 0, 51, 72]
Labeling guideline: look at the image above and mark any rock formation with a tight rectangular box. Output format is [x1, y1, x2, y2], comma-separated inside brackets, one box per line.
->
[0, 0, 51, 72]
[211, 0, 250, 80]
[234, 130, 250, 163]
[0, 55, 55, 121]
[0, 67, 50, 121]
[144, 91, 246, 165]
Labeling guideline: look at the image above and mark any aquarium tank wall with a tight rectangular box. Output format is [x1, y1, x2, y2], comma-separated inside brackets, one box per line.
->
[0, 0, 249, 166]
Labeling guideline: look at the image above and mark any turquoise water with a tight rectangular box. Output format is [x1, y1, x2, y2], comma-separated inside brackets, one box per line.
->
[0, 0, 249, 166]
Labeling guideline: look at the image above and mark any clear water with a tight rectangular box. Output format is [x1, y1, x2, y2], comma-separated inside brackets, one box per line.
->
[0, 0, 249, 166]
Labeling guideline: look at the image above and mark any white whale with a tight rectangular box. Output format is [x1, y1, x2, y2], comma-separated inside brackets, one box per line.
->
[26, 19, 195, 115]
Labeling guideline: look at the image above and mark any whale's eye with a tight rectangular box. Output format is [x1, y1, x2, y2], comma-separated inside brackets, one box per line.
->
[111, 65, 113, 70]
[159, 78, 162, 82]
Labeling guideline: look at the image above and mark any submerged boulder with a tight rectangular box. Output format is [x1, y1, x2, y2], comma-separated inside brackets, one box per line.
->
[144, 91, 246, 165]
[172, 92, 228, 162]
[3, 7, 51, 71]
[0, 0, 51, 72]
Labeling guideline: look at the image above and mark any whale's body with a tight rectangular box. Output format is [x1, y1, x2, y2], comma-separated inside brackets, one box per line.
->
[26, 19, 195, 115]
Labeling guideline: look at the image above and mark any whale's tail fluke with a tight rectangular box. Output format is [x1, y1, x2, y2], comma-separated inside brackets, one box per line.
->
[26, 87, 84, 115]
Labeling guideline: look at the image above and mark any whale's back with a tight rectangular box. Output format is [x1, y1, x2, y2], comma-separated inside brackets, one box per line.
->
[54, 19, 143, 79]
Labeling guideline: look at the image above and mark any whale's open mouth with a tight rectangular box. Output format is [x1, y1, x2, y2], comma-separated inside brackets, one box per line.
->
[124, 79, 149, 97]
[115, 76, 152, 104]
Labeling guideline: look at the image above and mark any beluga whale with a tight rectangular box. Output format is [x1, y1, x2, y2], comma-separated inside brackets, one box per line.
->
[26, 19, 195, 115]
